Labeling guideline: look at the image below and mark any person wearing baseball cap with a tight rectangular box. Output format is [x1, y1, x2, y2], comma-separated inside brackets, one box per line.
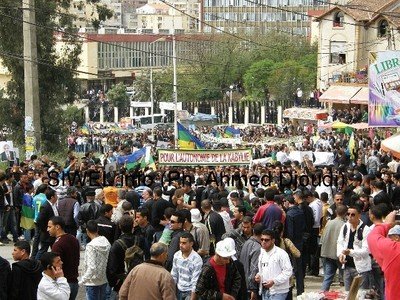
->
[388, 225, 400, 241]
[367, 211, 400, 300]
[195, 239, 241, 300]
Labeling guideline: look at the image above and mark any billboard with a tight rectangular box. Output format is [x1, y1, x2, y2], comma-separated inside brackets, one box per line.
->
[369, 50, 400, 126]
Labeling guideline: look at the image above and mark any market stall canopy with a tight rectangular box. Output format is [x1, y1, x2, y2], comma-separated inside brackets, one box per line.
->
[283, 107, 328, 120]
[349, 87, 369, 105]
[319, 85, 365, 104]
[381, 134, 400, 159]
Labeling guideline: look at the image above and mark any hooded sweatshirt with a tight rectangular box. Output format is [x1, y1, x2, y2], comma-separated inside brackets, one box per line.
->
[0, 256, 11, 300]
[79, 235, 111, 286]
[9, 259, 42, 300]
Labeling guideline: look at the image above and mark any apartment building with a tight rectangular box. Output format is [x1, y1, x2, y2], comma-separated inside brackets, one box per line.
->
[201, 0, 331, 36]
[136, 0, 201, 34]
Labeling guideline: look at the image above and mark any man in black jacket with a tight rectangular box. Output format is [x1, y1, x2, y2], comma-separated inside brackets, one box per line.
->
[9, 241, 42, 300]
[151, 187, 174, 240]
[165, 210, 185, 271]
[195, 239, 241, 300]
[107, 215, 145, 296]
[95, 204, 116, 245]
[133, 207, 156, 260]
[285, 195, 306, 295]
[36, 188, 58, 260]
[0, 255, 11, 299]
[12, 172, 29, 237]
[294, 189, 314, 280]
[201, 199, 226, 255]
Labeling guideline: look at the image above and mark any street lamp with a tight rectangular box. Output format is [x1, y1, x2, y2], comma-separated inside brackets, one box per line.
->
[229, 84, 234, 125]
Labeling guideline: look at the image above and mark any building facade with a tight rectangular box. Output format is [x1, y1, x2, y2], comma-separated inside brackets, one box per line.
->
[201, 0, 332, 36]
[315, 0, 400, 108]
[136, 0, 201, 34]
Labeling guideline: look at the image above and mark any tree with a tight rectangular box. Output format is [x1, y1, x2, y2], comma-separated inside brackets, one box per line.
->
[243, 59, 275, 100]
[107, 82, 129, 110]
[0, 0, 112, 152]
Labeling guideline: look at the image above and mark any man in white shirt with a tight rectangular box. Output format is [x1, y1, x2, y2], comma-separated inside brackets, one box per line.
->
[305, 189, 322, 276]
[171, 232, 203, 300]
[276, 145, 289, 164]
[255, 229, 292, 300]
[37, 251, 70, 300]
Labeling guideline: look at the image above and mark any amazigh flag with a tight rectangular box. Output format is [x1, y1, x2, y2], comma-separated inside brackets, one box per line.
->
[347, 132, 356, 160]
[140, 156, 156, 171]
[21, 194, 35, 230]
[139, 146, 156, 170]
[178, 122, 205, 149]
[224, 126, 240, 138]
[117, 147, 146, 170]
[80, 124, 90, 135]
[211, 128, 221, 138]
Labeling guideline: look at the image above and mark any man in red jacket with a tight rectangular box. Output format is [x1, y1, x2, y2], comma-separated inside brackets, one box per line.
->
[367, 211, 400, 300]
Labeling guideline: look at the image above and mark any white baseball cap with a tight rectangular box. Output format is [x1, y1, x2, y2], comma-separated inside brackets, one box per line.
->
[215, 239, 236, 258]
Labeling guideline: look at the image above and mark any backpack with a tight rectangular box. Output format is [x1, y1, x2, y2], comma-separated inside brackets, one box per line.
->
[192, 226, 200, 252]
[342, 223, 366, 241]
[116, 238, 144, 275]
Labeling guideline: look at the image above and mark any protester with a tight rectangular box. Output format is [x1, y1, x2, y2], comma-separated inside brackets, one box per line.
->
[171, 232, 203, 300]
[9, 241, 43, 300]
[119, 242, 176, 300]
[367, 211, 400, 300]
[36, 188, 59, 260]
[320, 204, 347, 291]
[37, 252, 71, 300]
[337, 205, 372, 291]
[195, 238, 242, 300]
[239, 223, 263, 300]
[48, 216, 80, 300]
[79, 220, 111, 300]
[255, 229, 293, 300]
[0, 255, 11, 299]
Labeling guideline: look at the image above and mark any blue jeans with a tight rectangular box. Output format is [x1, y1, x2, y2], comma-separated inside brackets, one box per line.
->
[5, 208, 18, 241]
[177, 290, 191, 300]
[23, 229, 32, 241]
[321, 257, 340, 291]
[262, 290, 288, 300]
[86, 283, 107, 300]
[69, 282, 79, 300]
[35, 238, 53, 260]
[344, 267, 371, 291]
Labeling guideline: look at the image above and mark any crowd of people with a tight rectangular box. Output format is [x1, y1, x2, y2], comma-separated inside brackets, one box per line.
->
[0, 121, 400, 300]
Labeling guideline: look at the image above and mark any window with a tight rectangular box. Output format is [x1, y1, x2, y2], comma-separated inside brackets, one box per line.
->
[330, 41, 346, 64]
[333, 11, 344, 27]
[378, 19, 389, 37]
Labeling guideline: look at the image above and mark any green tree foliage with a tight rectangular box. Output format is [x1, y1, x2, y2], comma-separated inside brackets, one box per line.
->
[107, 82, 129, 109]
[139, 33, 317, 106]
[0, 0, 112, 151]
[242, 34, 318, 103]
[243, 59, 275, 99]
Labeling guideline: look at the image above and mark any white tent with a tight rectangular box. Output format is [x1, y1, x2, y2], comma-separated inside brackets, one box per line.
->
[381, 134, 400, 159]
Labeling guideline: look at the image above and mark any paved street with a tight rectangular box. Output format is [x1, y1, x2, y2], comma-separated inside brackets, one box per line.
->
[0, 242, 345, 299]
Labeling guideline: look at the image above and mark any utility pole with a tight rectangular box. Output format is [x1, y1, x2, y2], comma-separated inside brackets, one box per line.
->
[23, 0, 41, 158]
[172, 6, 178, 149]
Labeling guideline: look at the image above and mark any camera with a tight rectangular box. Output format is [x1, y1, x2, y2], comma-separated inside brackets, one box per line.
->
[395, 209, 400, 222]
